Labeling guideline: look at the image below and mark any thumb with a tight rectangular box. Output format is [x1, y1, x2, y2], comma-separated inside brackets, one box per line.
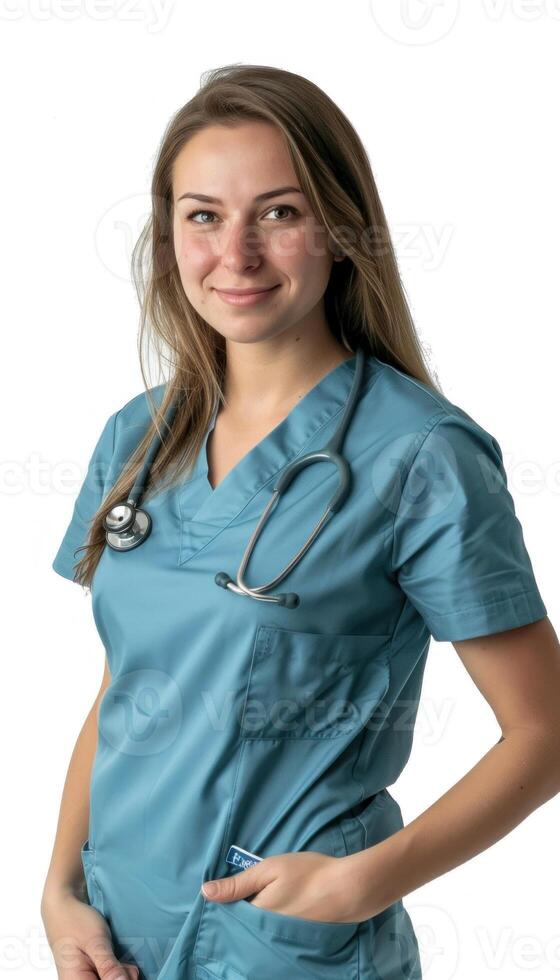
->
[201, 866, 269, 903]
[86, 933, 139, 979]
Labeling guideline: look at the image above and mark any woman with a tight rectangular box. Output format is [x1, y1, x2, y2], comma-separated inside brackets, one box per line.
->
[41, 64, 559, 980]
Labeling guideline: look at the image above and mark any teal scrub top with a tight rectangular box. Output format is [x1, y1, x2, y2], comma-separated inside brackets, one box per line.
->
[52, 352, 547, 980]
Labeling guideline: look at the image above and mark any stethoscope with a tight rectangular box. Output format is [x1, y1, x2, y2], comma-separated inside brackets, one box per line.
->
[103, 347, 366, 608]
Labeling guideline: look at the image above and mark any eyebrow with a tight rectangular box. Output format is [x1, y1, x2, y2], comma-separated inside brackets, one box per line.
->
[176, 185, 304, 205]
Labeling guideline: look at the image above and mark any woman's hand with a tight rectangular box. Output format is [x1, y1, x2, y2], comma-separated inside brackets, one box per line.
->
[41, 887, 139, 979]
[201, 850, 382, 924]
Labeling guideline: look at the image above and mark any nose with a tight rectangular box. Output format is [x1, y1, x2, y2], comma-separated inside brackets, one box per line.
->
[220, 218, 264, 273]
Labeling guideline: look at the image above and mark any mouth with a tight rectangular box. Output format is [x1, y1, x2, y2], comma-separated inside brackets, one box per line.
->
[214, 285, 280, 294]
[213, 284, 281, 306]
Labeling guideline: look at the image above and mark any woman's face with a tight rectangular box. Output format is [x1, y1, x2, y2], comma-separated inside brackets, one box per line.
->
[171, 120, 338, 345]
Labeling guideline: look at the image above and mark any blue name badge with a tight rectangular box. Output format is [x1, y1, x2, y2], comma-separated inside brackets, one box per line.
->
[226, 844, 263, 871]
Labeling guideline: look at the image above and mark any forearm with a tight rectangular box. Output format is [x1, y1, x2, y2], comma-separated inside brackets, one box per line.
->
[352, 728, 560, 917]
[40, 696, 101, 910]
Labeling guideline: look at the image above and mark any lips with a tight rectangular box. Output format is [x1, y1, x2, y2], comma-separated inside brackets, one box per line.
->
[214, 286, 279, 295]
[213, 284, 281, 307]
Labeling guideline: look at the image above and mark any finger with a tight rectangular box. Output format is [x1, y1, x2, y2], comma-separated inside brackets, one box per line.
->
[59, 970, 98, 979]
[58, 963, 98, 980]
[54, 940, 99, 978]
[111, 966, 139, 980]
[201, 862, 276, 903]
[83, 932, 132, 980]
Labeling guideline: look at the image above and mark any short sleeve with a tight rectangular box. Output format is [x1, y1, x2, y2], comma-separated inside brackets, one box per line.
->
[52, 410, 118, 583]
[391, 412, 547, 641]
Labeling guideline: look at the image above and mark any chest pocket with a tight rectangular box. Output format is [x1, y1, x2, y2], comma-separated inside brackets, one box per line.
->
[240, 625, 391, 740]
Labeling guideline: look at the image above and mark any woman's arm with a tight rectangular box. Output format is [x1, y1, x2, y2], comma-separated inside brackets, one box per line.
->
[199, 617, 560, 923]
[349, 616, 560, 916]
[40, 655, 111, 909]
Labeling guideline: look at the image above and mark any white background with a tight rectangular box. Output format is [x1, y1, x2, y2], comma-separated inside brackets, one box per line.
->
[1, 1, 559, 977]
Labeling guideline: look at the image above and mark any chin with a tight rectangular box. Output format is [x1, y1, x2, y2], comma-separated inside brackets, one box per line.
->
[210, 318, 286, 344]
[221, 329, 279, 346]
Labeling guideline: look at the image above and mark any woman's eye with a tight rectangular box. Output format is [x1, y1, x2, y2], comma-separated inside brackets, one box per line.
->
[263, 205, 298, 221]
[184, 205, 298, 225]
[186, 209, 216, 224]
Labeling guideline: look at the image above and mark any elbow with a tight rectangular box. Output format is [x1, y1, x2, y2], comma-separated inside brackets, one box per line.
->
[502, 725, 560, 802]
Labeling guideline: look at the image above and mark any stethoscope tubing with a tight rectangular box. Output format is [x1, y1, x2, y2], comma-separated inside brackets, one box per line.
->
[103, 347, 366, 607]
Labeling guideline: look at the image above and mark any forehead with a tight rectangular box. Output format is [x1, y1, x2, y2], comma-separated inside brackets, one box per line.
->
[171, 121, 298, 202]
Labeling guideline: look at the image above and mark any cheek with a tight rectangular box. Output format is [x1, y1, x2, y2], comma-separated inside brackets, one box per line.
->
[174, 230, 217, 278]
[268, 224, 332, 283]
[270, 222, 329, 263]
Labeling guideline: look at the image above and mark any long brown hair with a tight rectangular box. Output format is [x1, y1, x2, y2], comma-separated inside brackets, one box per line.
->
[74, 62, 441, 589]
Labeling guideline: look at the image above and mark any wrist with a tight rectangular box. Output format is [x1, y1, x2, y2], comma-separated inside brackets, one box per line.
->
[341, 834, 410, 919]
[41, 877, 85, 915]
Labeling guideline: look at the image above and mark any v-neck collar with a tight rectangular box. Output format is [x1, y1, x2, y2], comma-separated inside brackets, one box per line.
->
[177, 350, 369, 565]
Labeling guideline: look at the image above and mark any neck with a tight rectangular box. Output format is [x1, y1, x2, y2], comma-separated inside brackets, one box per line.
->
[221, 323, 353, 420]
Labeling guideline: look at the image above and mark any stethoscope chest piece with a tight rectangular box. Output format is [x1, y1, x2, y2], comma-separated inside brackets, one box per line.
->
[104, 502, 152, 552]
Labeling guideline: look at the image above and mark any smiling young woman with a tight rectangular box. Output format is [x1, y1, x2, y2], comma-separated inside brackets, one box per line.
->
[169, 119, 354, 493]
[42, 64, 557, 980]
